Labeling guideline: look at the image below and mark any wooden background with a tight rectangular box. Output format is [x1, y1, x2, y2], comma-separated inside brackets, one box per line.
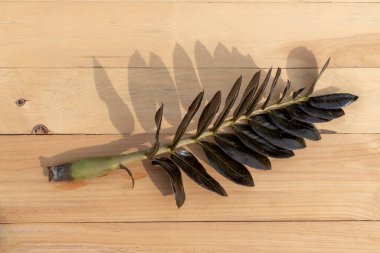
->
[1, 0, 379, 252]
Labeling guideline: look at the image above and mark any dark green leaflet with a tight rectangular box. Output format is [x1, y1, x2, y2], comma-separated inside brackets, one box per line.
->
[248, 115, 306, 150]
[293, 87, 306, 99]
[245, 68, 272, 115]
[214, 133, 271, 170]
[298, 102, 345, 120]
[261, 67, 281, 109]
[194, 91, 221, 139]
[286, 104, 331, 123]
[233, 124, 294, 158]
[269, 109, 321, 141]
[148, 103, 164, 159]
[306, 58, 330, 96]
[277, 80, 291, 104]
[233, 71, 261, 121]
[199, 141, 254, 187]
[171, 91, 204, 149]
[171, 149, 227, 196]
[250, 114, 278, 130]
[213, 76, 242, 131]
[308, 93, 358, 109]
[151, 158, 186, 208]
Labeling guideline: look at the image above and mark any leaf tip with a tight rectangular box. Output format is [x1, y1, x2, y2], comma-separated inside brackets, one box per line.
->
[220, 190, 228, 197]
[244, 179, 255, 187]
[176, 201, 185, 208]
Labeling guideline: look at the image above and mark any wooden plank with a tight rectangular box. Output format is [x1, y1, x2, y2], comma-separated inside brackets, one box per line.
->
[3, 0, 379, 2]
[1, 222, 379, 252]
[0, 67, 369, 134]
[0, 2, 380, 68]
[0, 134, 379, 223]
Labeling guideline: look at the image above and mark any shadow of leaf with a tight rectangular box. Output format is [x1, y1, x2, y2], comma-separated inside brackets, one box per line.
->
[286, 47, 318, 92]
[149, 53, 182, 129]
[128, 51, 156, 132]
[174, 43, 203, 108]
[93, 57, 134, 134]
[41, 43, 326, 199]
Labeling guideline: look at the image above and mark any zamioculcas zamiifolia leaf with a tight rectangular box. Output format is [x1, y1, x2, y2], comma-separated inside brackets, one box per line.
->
[199, 141, 254, 187]
[292, 87, 306, 99]
[233, 124, 295, 158]
[245, 68, 272, 115]
[269, 109, 321, 141]
[285, 104, 330, 124]
[261, 67, 281, 110]
[308, 93, 358, 109]
[194, 91, 221, 138]
[171, 91, 204, 150]
[248, 114, 306, 150]
[152, 157, 186, 208]
[298, 102, 345, 120]
[171, 149, 227, 196]
[148, 103, 164, 159]
[212, 76, 241, 131]
[47, 58, 358, 208]
[233, 71, 261, 121]
[214, 133, 271, 170]
[306, 58, 330, 96]
[277, 80, 291, 104]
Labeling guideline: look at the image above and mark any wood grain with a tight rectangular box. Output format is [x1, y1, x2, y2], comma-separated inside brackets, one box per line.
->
[4, 0, 380, 2]
[0, 2, 380, 67]
[1, 222, 379, 253]
[0, 68, 369, 134]
[0, 134, 379, 223]
[0, 1, 378, 251]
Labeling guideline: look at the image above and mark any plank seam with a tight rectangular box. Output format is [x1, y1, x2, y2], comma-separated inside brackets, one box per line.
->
[0, 67, 380, 69]
[0, 1, 379, 3]
[2, 220, 380, 225]
[0, 133, 379, 136]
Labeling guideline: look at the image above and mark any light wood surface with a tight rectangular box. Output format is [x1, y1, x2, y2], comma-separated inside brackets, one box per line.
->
[1, 2, 380, 68]
[0, 134, 379, 223]
[1, 1, 379, 252]
[1, 222, 379, 253]
[0, 67, 371, 134]
[4, 0, 380, 2]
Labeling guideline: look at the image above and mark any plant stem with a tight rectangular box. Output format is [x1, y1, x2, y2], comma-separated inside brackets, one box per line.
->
[115, 96, 307, 167]
[48, 96, 308, 182]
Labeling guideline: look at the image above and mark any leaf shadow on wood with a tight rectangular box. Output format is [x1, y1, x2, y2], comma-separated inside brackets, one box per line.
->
[286, 46, 339, 95]
[129, 51, 182, 131]
[286, 47, 338, 133]
[93, 58, 135, 134]
[39, 43, 325, 197]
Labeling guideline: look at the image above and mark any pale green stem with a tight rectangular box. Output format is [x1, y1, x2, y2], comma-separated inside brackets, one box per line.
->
[52, 96, 308, 181]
